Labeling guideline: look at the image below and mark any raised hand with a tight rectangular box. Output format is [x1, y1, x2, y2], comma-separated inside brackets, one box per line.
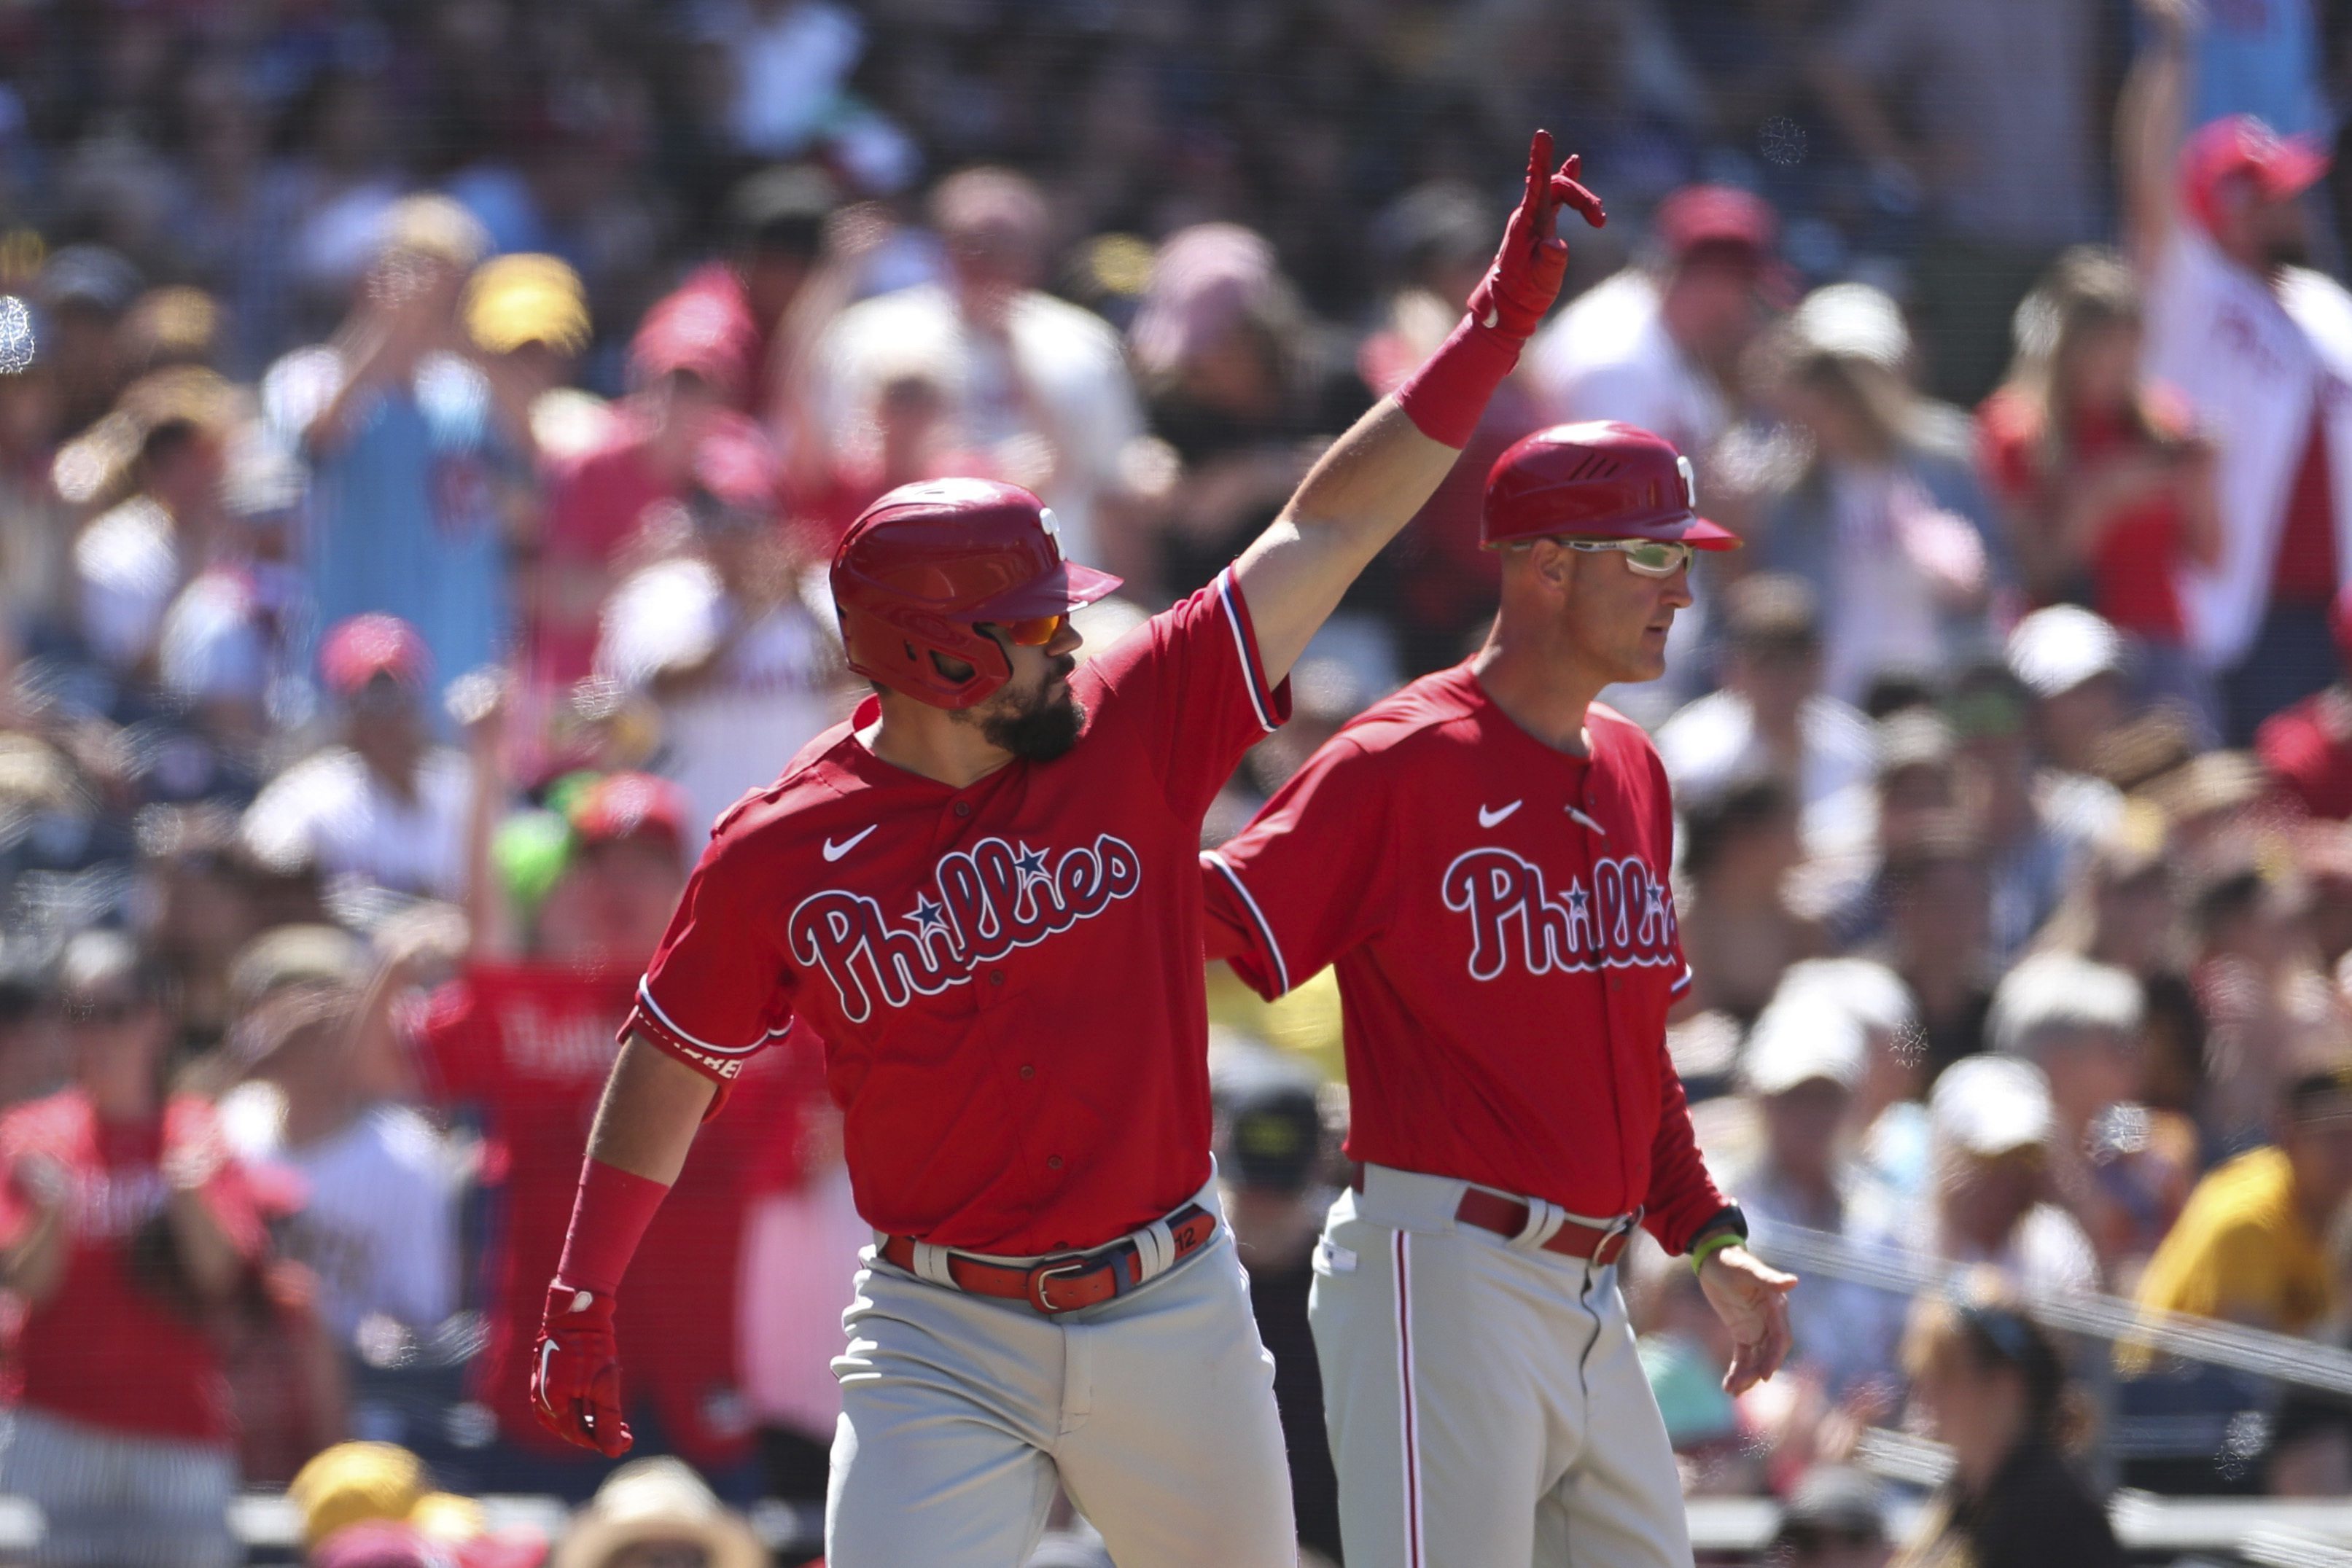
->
[1468, 130, 1608, 340]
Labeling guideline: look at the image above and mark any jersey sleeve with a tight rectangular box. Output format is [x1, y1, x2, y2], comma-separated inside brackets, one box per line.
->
[411, 978, 492, 1104]
[1084, 566, 1292, 822]
[1640, 1051, 1732, 1255]
[1202, 734, 1395, 1000]
[620, 828, 798, 1087]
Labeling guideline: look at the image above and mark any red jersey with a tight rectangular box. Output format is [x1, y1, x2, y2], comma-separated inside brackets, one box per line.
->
[1202, 665, 1727, 1254]
[625, 568, 1290, 1256]
[417, 961, 792, 1465]
[0, 1091, 265, 1441]
[1977, 386, 2197, 641]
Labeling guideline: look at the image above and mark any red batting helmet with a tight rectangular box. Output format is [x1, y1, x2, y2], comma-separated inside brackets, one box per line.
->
[831, 478, 1124, 709]
[1483, 421, 1742, 552]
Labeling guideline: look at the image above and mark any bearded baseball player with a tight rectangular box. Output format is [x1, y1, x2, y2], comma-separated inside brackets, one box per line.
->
[526, 133, 1604, 1565]
[1203, 421, 1798, 1567]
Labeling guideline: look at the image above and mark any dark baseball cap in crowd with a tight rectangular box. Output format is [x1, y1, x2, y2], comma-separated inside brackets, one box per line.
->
[2181, 115, 2329, 235]
[320, 613, 432, 699]
[1771, 1465, 1887, 1551]
[728, 163, 836, 255]
[1213, 1051, 1324, 1193]
[567, 772, 690, 854]
[38, 243, 143, 317]
[1656, 184, 1778, 262]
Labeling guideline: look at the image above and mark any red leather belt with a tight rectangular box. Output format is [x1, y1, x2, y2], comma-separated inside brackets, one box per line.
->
[879, 1204, 1219, 1316]
[1348, 1165, 1637, 1264]
[1453, 1188, 1638, 1265]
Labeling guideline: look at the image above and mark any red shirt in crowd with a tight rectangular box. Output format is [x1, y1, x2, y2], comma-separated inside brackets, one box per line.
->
[624, 568, 1290, 1257]
[2257, 684, 2352, 819]
[1201, 666, 1728, 1254]
[2273, 408, 2340, 604]
[416, 961, 793, 1466]
[1978, 386, 2200, 641]
[532, 405, 777, 685]
[0, 1091, 265, 1441]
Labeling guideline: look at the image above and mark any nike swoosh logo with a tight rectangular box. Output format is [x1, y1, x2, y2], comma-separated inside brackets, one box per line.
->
[823, 824, 879, 862]
[1565, 806, 1609, 836]
[1478, 800, 1523, 828]
[537, 1338, 558, 1412]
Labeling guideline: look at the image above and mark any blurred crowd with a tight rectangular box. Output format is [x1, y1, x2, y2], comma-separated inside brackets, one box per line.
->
[11, 0, 2352, 1565]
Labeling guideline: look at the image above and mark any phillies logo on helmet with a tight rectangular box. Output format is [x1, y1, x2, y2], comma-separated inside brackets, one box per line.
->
[788, 835, 1143, 1021]
[1440, 848, 1680, 983]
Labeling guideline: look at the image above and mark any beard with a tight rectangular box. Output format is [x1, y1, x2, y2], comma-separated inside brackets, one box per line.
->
[970, 658, 1084, 760]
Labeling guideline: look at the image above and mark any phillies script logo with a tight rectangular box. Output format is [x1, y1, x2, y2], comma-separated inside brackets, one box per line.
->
[789, 835, 1142, 1021]
[1441, 849, 1679, 982]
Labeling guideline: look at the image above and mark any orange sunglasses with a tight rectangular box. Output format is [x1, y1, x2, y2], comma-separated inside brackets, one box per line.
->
[1001, 612, 1068, 647]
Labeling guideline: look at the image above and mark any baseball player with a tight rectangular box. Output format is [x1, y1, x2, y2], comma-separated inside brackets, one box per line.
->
[1203, 421, 1799, 1567]
[526, 133, 1605, 1567]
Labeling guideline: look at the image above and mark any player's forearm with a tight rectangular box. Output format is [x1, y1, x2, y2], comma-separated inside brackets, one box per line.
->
[583, 1035, 718, 1186]
[2118, 20, 2189, 263]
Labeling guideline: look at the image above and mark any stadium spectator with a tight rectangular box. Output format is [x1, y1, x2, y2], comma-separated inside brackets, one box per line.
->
[1877, 821, 1998, 1083]
[550, 1457, 763, 1568]
[595, 446, 844, 838]
[262, 196, 523, 700]
[1661, 574, 1876, 849]
[1813, 0, 2103, 402]
[2189, 858, 2349, 1158]
[1726, 990, 1908, 1399]
[1978, 250, 2220, 723]
[1893, 1280, 2127, 1568]
[2122, 5, 2352, 742]
[1748, 284, 1995, 706]
[241, 615, 474, 902]
[809, 166, 1144, 571]
[1675, 773, 1821, 1023]
[2005, 605, 2139, 780]
[217, 983, 456, 1351]
[1767, 1464, 1893, 1568]
[35, 244, 143, 442]
[2131, 1064, 2352, 1345]
[1920, 1056, 2099, 1296]
[1987, 952, 2195, 1277]
[1528, 184, 1779, 459]
[2257, 585, 2352, 818]
[156, 432, 309, 752]
[0, 930, 263, 1568]
[1211, 1048, 1343, 1563]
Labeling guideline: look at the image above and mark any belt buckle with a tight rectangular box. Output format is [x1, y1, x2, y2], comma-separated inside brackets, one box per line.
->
[1597, 1206, 1644, 1267]
[1026, 1255, 1097, 1314]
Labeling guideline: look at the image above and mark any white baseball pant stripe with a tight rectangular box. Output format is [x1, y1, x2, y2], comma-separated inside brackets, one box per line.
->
[0, 1406, 237, 1568]
[1310, 1165, 1694, 1568]
[825, 1181, 1296, 1567]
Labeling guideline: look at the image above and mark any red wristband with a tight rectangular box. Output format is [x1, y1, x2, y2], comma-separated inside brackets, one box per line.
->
[1392, 316, 1522, 449]
[553, 1156, 672, 1298]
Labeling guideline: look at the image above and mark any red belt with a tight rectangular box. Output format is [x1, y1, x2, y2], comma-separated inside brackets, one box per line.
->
[1453, 1189, 1638, 1265]
[878, 1204, 1219, 1315]
[1350, 1166, 1638, 1265]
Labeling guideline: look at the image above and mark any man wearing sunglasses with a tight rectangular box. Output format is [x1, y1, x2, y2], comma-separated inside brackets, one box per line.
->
[527, 132, 1605, 1567]
[1201, 419, 1799, 1567]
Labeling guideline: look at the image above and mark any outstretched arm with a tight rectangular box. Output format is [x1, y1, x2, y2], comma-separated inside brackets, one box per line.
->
[1231, 131, 1604, 685]
[2119, 0, 2195, 271]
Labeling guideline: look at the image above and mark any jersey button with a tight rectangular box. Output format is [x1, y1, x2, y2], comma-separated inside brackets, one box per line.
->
[1019, 1064, 1035, 1080]
[1046, 1155, 1063, 1171]
[953, 800, 973, 819]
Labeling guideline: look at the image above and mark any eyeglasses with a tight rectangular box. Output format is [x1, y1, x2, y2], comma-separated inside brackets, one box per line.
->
[1000, 612, 1068, 647]
[1556, 538, 1695, 577]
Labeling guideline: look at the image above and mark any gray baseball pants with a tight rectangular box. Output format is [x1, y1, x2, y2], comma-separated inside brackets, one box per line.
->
[1309, 1163, 1693, 1568]
[825, 1179, 1298, 1566]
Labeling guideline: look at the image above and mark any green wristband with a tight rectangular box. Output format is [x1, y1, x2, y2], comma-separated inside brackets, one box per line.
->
[1689, 1230, 1742, 1274]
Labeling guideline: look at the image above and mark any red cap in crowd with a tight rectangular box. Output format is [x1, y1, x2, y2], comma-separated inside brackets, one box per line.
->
[1655, 184, 1777, 263]
[320, 614, 432, 699]
[630, 289, 755, 406]
[568, 772, 690, 854]
[693, 425, 781, 515]
[2180, 115, 2329, 236]
[311, 1521, 446, 1568]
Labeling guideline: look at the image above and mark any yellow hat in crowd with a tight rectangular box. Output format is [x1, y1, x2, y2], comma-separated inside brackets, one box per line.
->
[288, 1442, 429, 1549]
[467, 252, 591, 356]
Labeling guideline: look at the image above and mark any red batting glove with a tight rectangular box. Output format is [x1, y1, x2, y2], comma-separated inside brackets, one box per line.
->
[1468, 129, 1607, 341]
[530, 1282, 633, 1457]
